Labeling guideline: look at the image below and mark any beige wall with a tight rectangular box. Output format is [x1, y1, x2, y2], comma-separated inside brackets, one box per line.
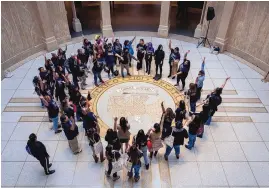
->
[1, 1, 71, 75]
[226, 2, 269, 72]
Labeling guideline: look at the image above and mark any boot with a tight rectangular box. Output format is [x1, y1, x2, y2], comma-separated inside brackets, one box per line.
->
[45, 170, 55, 175]
[100, 152, 106, 163]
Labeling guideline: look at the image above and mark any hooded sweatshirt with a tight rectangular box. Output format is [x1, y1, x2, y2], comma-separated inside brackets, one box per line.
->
[145, 42, 155, 61]
[154, 45, 165, 63]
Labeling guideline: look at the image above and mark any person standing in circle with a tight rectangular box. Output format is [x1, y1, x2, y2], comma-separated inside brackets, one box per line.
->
[154, 44, 165, 79]
[145, 42, 154, 75]
[26, 133, 55, 175]
[114, 117, 131, 154]
[60, 114, 82, 155]
[136, 39, 147, 71]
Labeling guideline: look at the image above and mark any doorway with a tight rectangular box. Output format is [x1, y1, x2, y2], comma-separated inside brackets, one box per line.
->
[110, 1, 161, 32]
[170, 1, 204, 37]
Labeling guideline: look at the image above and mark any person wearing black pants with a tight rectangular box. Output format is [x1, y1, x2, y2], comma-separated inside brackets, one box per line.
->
[105, 145, 121, 181]
[175, 51, 191, 91]
[154, 44, 165, 78]
[26, 133, 55, 175]
[168, 40, 181, 78]
[136, 39, 147, 71]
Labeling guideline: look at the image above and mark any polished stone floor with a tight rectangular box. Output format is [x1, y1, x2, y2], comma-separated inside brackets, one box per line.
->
[2, 35, 269, 188]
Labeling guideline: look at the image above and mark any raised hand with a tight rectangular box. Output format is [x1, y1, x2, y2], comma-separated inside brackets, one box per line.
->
[114, 117, 118, 122]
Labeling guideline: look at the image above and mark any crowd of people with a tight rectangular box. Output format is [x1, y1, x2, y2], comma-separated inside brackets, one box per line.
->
[27, 35, 230, 182]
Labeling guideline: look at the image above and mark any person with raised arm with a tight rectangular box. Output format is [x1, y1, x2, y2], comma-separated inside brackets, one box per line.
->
[123, 36, 136, 66]
[174, 50, 191, 91]
[195, 57, 206, 100]
[168, 39, 181, 78]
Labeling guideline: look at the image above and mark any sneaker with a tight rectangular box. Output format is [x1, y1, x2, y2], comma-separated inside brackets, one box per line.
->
[113, 175, 120, 181]
[174, 84, 179, 86]
[176, 155, 179, 159]
[134, 176, 140, 182]
[145, 164, 149, 170]
[55, 129, 62, 134]
[172, 76, 175, 79]
[45, 170, 55, 175]
[74, 148, 82, 155]
[93, 155, 99, 163]
[168, 74, 171, 78]
[185, 144, 191, 150]
[101, 80, 105, 84]
[164, 155, 168, 161]
[148, 72, 150, 75]
[108, 74, 111, 79]
[48, 163, 52, 168]
[180, 88, 184, 91]
[100, 157, 106, 163]
[94, 83, 99, 87]
[127, 73, 131, 76]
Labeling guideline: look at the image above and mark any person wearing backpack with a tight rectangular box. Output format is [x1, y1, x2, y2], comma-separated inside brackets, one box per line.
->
[204, 77, 230, 125]
[40, 95, 62, 134]
[105, 145, 121, 181]
[164, 121, 188, 160]
[86, 127, 105, 163]
[26, 133, 55, 175]
[60, 114, 82, 155]
[127, 143, 143, 182]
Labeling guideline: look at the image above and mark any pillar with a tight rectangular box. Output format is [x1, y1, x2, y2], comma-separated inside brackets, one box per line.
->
[214, 1, 235, 52]
[36, 2, 58, 51]
[100, 1, 113, 37]
[194, 2, 207, 38]
[71, 1, 82, 32]
[158, 1, 171, 37]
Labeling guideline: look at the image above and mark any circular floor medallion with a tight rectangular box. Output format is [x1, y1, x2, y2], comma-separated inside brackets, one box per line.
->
[91, 76, 184, 136]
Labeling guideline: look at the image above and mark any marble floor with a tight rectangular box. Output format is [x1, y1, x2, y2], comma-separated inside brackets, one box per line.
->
[2, 35, 269, 188]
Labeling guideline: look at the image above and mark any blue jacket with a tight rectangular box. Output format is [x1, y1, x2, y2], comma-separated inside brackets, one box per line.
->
[196, 62, 205, 88]
[124, 41, 134, 55]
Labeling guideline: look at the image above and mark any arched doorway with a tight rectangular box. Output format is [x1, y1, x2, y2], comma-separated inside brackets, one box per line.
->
[110, 1, 161, 31]
[170, 1, 204, 37]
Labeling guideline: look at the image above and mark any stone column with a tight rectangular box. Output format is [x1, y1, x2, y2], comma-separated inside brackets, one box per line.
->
[194, 2, 207, 38]
[71, 1, 82, 32]
[36, 2, 58, 51]
[100, 1, 113, 37]
[158, 1, 171, 37]
[214, 1, 235, 52]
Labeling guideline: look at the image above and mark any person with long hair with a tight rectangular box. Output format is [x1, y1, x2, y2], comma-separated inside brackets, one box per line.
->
[123, 36, 136, 66]
[184, 114, 201, 150]
[57, 45, 67, 67]
[127, 143, 143, 182]
[114, 117, 131, 153]
[168, 39, 181, 78]
[154, 44, 165, 79]
[175, 100, 187, 123]
[161, 102, 176, 140]
[164, 121, 188, 160]
[147, 123, 162, 158]
[195, 57, 206, 100]
[136, 39, 147, 71]
[133, 129, 149, 170]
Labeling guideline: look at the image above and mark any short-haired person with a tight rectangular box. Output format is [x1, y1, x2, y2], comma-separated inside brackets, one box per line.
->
[40, 95, 62, 134]
[120, 48, 138, 78]
[123, 36, 136, 66]
[60, 114, 82, 154]
[114, 117, 131, 153]
[26, 133, 55, 175]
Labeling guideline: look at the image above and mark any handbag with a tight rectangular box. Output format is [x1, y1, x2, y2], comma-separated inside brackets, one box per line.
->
[164, 130, 174, 148]
[152, 138, 163, 151]
[93, 141, 103, 154]
[112, 152, 123, 173]
[147, 140, 152, 151]
[197, 124, 204, 136]
[171, 60, 179, 76]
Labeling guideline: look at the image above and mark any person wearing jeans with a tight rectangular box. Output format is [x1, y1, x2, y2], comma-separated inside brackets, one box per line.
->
[186, 83, 197, 113]
[133, 130, 149, 170]
[127, 143, 143, 182]
[185, 115, 201, 150]
[40, 95, 62, 134]
[164, 121, 188, 160]
[105, 145, 121, 181]
[92, 58, 104, 87]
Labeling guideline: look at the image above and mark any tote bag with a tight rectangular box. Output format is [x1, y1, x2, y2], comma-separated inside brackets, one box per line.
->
[171, 60, 179, 76]
[93, 141, 103, 154]
[164, 131, 174, 148]
[112, 153, 123, 173]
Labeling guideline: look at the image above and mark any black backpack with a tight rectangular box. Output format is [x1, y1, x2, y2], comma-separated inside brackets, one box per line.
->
[208, 94, 222, 110]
